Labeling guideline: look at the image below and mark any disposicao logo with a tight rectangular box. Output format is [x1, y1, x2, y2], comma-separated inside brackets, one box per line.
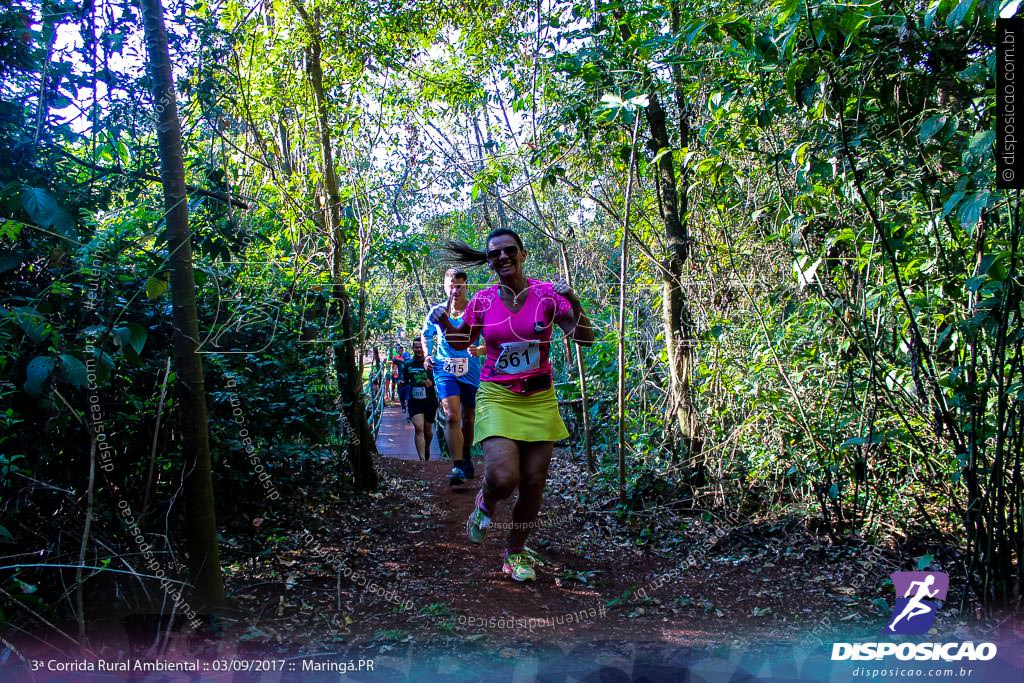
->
[887, 571, 948, 634]
[831, 571, 998, 662]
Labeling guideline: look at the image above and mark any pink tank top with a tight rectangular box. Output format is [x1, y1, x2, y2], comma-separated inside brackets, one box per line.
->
[464, 279, 574, 383]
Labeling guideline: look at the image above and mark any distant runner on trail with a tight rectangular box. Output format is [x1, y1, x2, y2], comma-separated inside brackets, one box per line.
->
[389, 344, 404, 405]
[396, 348, 413, 419]
[430, 228, 594, 581]
[383, 343, 402, 405]
[421, 268, 483, 484]
[404, 338, 438, 461]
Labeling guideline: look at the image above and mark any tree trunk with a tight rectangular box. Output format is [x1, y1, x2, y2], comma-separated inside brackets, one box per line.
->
[295, 2, 378, 490]
[611, 8, 701, 463]
[618, 116, 641, 502]
[645, 93, 701, 462]
[558, 247, 595, 471]
[668, 0, 698, 462]
[470, 115, 498, 230]
[138, 0, 224, 609]
[481, 108, 510, 229]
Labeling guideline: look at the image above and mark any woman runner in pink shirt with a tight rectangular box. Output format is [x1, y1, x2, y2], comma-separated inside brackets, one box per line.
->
[429, 228, 594, 581]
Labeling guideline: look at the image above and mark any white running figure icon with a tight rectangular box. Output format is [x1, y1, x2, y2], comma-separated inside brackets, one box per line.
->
[888, 574, 939, 632]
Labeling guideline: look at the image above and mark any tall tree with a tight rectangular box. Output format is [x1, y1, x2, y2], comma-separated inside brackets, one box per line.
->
[610, 7, 701, 461]
[137, 0, 224, 607]
[290, 0, 378, 490]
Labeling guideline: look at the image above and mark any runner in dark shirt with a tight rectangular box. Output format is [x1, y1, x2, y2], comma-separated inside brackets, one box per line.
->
[404, 338, 438, 461]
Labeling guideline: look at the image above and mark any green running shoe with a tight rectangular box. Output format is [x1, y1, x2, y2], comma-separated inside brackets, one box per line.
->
[522, 546, 546, 567]
[466, 501, 491, 544]
[502, 551, 537, 582]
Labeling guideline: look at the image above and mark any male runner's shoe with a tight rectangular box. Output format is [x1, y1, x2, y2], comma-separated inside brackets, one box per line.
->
[448, 466, 465, 486]
[502, 551, 537, 582]
[466, 494, 491, 544]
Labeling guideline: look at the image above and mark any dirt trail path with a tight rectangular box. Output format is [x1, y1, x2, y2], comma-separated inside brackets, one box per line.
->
[356, 406, 847, 648]
[373, 405, 626, 639]
[217, 406, 893, 657]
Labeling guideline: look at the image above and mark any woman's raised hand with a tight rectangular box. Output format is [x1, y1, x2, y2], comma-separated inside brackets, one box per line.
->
[552, 278, 575, 300]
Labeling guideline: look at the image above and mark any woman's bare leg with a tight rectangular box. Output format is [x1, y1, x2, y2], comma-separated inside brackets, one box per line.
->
[480, 436, 519, 514]
[508, 441, 553, 551]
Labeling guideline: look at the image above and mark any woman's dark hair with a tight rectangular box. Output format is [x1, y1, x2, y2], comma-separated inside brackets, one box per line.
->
[440, 227, 524, 268]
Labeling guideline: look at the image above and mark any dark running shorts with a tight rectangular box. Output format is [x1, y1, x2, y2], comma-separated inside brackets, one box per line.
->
[408, 396, 439, 422]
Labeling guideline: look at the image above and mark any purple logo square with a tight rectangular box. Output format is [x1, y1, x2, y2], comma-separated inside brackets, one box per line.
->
[886, 571, 949, 635]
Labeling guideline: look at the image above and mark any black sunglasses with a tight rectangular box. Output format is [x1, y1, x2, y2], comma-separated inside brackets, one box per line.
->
[486, 245, 520, 261]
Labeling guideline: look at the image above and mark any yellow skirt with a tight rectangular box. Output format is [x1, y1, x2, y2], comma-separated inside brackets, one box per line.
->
[473, 380, 569, 444]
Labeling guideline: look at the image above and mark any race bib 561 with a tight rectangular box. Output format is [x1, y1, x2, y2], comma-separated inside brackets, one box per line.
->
[494, 341, 540, 374]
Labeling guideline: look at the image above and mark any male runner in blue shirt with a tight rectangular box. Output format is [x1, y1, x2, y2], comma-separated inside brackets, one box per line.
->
[422, 268, 483, 484]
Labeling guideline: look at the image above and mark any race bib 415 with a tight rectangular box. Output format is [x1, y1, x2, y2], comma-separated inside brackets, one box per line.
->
[443, 357, 469, 377]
